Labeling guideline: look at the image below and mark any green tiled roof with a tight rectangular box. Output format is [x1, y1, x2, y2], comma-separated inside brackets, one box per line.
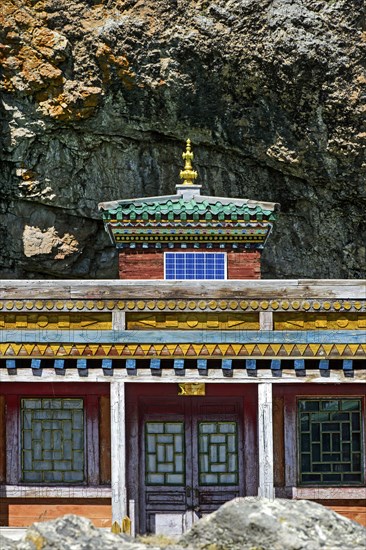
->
[102, 198, 277, 223]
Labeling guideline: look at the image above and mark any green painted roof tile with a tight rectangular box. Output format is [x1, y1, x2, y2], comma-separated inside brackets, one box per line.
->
[103, 196, 278, 222]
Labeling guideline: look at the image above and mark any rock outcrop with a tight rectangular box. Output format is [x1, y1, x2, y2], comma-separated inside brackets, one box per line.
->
[179, 497, 366, 549]
[1, 499, 366, 550]
[12, 515, 164, 550]
[1, 0, 365, 278]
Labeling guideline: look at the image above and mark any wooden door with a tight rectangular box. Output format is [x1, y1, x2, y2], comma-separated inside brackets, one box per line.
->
[140, 397, 244, 534]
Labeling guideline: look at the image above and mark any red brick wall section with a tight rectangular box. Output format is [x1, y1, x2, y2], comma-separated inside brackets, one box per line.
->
[227, 250, 261, 279]
[118, 249, 261, 279]
[119, 250, 164, 279]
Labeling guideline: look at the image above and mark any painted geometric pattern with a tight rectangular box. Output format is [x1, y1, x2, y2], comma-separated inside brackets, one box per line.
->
[2, 342, 366, 359]
[199, 422, 238, 485]
[127, 313, 259, 330]
[274, 313, 366, 330]
[112, 226, 270, 235]
[1, 312, 365, 330]
[0, 299, 364, 313]
[298, 399, 363, 485]
[21, 398, 84, 483]
[111, 229, 270, 247]
[112, 225, 270, 237]
[0, 313, 112, 330]
[145, 422, 185, 485]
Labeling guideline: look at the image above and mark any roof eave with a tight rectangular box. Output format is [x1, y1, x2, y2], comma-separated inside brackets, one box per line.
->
[99, 194, 280, 214]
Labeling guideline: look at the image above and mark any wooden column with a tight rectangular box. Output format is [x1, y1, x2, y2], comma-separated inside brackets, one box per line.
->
[258, 382, 274, 499]
[6, 395, 20, 484]
[112, 312, 126, 330]
[110, 381, 127, 524]
[86, 395, 100, 485]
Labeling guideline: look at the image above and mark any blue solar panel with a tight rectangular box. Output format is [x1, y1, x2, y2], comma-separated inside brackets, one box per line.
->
[165, 253, 226, 280]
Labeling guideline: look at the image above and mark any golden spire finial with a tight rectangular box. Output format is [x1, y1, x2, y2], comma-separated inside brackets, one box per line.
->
[179, 138, 198, 185]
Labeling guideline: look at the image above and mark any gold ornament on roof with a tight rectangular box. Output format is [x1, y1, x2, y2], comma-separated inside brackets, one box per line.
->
[179, 138, 198, 185]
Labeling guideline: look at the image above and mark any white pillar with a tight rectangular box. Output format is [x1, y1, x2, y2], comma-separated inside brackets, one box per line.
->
[111, 381, 127, 524]
[258, 382, 274, 499]
[259, 311, 273, 330]
[112, 311, 126, 330]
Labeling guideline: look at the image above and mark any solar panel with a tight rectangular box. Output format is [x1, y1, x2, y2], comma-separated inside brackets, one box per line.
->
[165, 252, 226, 280]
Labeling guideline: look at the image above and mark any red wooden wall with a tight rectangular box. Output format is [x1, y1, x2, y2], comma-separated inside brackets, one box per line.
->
[0, 383, 111, 528]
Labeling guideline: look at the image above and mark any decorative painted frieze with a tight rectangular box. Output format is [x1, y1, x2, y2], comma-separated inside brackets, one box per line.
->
[0, 313, 112, 329]
[0, 298, 364, 313]
[1, 335, 365, 359]
[126, 313, 259, 330]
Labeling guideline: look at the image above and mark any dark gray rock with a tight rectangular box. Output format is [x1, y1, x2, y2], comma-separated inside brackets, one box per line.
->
[179, 497, 366, 550]
[1, 0, 365, 279]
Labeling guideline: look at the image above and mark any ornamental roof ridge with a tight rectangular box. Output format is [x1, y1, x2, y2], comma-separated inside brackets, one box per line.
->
[99, 194, 279, 214]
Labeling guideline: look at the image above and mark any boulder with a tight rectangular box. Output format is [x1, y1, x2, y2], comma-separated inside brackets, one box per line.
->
[179, 497, 366, 550]
[13, 514, 164, 550]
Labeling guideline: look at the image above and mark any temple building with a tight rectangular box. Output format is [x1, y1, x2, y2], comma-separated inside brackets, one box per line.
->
[0, 140, 365, 533]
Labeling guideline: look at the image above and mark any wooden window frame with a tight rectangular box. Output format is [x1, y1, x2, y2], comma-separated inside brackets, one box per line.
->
[297, 397, 363, 486]
[283, 385, 366, 499]
[2, 383, 110, 497]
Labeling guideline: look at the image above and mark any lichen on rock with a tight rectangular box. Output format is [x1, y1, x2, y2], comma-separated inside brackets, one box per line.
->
[22, 225, 78, 259]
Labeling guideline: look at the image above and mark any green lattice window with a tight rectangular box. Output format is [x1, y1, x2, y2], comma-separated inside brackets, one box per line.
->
[298, 399, 363, 485]
[145, 422, 185, 485]
[198, 422, 238, 485]
[21, 398, 85, 483]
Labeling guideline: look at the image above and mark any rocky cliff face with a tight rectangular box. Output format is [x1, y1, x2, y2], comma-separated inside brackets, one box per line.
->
[1, 0, 365, 279]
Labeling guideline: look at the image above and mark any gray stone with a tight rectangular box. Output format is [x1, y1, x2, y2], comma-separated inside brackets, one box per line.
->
[179, 497, 366, 550]
[0, 533, 17, 549]
[14, 515, 165, 550]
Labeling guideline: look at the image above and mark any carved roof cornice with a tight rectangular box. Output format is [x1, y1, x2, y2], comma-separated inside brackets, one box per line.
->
[99, 195, 279, 218]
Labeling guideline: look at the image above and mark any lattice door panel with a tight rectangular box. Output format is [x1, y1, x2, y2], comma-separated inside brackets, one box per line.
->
[145, 422, 185, 485]
[198, 421, 238, 485]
